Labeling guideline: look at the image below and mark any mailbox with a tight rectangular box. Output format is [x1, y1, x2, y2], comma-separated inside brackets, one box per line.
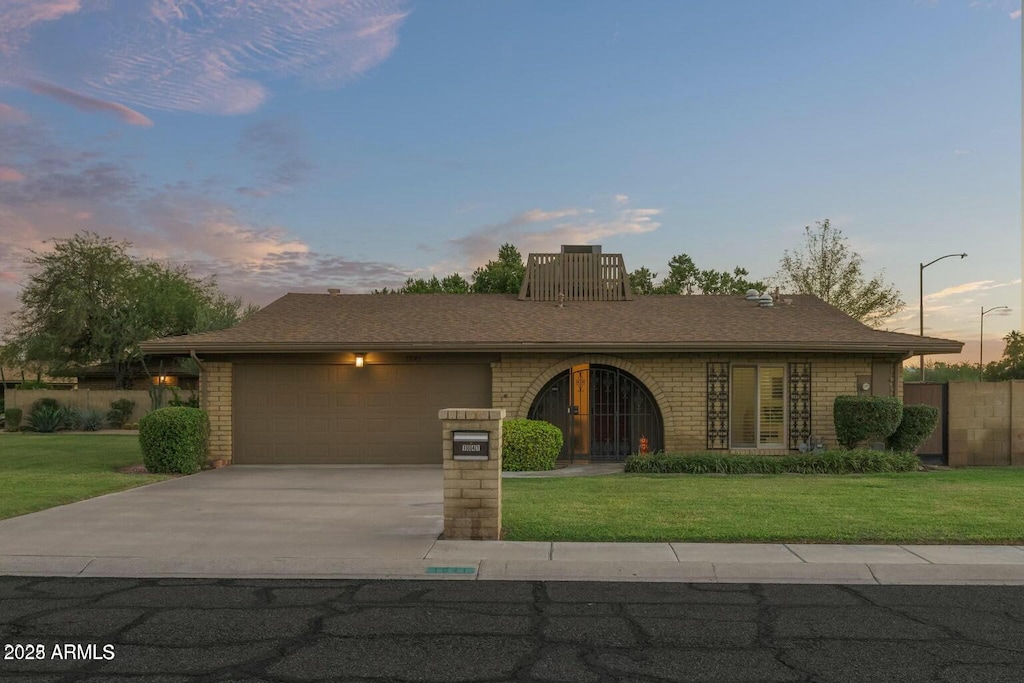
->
[453, 431, 489, 460]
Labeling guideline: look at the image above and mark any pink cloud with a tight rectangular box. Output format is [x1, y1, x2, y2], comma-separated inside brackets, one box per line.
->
[0, 167, 25, 182]
[21, 80, 153, 127]
[0, 103, 30, 124]
[444, 201, 663, 270]
[1, 0, 411, 117]
[0, 0, 81, 55]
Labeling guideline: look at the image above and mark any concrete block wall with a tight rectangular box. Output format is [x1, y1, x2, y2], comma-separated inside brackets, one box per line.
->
[492, 352, 894, 453]
[7, 388, 152, 425]
[440, 409, 504, 540]
[200, 362, 233, 465]
[948, 380, 1023, 467]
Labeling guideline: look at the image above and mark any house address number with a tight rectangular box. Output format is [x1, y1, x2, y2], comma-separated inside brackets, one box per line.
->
[453, 431, 489, 460]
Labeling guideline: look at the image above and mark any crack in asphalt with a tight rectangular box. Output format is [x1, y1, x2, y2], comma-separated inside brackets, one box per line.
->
[2, 578, 1024, 681]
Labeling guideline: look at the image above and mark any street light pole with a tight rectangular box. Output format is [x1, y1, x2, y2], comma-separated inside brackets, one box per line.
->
[919, 253, 967, 382]
[980, 305, 1010, 372]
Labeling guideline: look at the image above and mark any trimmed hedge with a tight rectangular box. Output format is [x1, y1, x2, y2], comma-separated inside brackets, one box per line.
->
[138, 407, 210, 474]
[4, 407, 22, 431]
[624, 449, 920, 475]
[887, 404, 940, 453]
[833, 396, 902, 449]
[502, 419, 563, 471]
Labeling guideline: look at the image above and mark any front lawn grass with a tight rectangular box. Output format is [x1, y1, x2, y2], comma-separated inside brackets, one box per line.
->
[0, 433, 173, 520]
[502, 469, 1024, 543]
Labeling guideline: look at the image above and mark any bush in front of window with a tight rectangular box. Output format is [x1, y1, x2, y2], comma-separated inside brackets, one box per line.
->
[138, 407, 209, 474]
[624, 449, 919, 474]
[502, 418, 563, 471]
[886, 404, 939, 454]
[833, 396, 903, 449]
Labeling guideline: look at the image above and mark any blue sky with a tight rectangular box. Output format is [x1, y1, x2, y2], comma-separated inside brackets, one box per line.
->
[0, 0, 1019, 363]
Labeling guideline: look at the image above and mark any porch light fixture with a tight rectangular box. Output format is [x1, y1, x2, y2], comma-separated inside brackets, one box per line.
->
[355, 354, 364, 368]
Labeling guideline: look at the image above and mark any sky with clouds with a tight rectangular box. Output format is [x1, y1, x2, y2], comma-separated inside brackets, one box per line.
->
[0, 0, 1019, 364]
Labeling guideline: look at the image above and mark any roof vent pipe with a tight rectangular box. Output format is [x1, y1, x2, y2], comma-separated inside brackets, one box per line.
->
[758, 294, 774, 308]
[744, 289, 760, 301]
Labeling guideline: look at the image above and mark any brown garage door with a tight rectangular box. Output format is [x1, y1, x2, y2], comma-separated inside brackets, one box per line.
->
[233, 363, 491, 464]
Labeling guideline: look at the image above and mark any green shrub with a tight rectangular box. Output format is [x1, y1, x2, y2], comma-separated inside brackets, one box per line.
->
[887, 404, 939, 453]
[18, 380, 51, 390]
[502, 418, 563, 471]
[4, 407, 22, 431]
[72, 408, 107, 431]
[30, 396, 61, 413]
[168, 388, 200, 408]
[26, 404, 67, 433]
[624, 449, 919, 475]
[138, 407, 209, 474]
[107, 398, 136, 429]
[833, 396, 903, 449]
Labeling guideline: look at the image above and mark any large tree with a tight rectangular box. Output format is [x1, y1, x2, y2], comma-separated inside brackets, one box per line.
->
[374, 243, 525, 295]
[772, 219, 904, 327]
[471, 243, 525, 294]
[629, 254, 765, 295]
[375, 273, 472, 294]
[983, 330, 1024, 381]
[1, 232, 257, 388]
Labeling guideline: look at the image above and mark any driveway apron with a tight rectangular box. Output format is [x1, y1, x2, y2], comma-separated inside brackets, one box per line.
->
[0, 466, 443, 560]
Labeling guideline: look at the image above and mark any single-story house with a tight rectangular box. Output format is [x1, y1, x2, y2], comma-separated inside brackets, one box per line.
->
[0, 366, 76, 402]
[140, 246, 962, 466]
[75, 363, 199, 391]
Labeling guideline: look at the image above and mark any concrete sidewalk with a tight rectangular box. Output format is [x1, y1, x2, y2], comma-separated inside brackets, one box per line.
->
[4, 541, 1024, 584]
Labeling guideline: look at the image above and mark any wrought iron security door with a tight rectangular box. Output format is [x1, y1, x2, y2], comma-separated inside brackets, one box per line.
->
[528, 364, 663, 462]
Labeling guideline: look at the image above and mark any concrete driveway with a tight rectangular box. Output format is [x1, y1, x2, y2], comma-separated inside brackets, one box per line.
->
[0, 466, 443, 560]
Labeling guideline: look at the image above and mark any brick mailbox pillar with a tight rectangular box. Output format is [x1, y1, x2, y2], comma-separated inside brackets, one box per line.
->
[439, 408, 505, 540]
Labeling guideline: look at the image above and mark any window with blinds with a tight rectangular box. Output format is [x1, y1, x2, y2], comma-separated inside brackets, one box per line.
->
[730, 365, 786, 448]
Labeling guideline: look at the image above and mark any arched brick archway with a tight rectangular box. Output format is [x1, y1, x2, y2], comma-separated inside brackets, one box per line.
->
[517, 354, 676, 446]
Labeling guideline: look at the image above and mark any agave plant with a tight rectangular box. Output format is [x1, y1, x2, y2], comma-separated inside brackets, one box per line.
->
[74, 408, 107, 432]
[26, 405, 67, 433]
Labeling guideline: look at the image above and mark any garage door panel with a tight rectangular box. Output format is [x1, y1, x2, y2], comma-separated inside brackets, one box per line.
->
[233, 363, 490, 464]
[303, 417, 329, 434]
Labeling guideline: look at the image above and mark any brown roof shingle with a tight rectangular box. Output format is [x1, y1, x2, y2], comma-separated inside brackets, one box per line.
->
[140, 293, 962, 356]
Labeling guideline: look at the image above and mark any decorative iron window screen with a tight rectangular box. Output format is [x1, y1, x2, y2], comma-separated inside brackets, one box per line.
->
[788, 362, 811, 450]
[706, 362, 730, 450]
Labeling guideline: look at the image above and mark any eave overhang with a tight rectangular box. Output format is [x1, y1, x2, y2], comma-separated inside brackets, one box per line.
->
[140, 339, 963, 356]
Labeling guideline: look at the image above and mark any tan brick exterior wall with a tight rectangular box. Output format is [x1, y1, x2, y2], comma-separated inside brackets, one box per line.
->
[200, 362, 233, 465]
[948, 380, 1024, 467]
[440, 408, 504, 540]
[492, 352, 900, 453]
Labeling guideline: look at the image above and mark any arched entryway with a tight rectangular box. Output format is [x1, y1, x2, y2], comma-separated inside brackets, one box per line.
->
[527, 364, 664, 462]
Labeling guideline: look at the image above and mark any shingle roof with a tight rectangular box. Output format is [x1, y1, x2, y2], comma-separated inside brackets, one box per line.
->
[140, 293, 962, 355]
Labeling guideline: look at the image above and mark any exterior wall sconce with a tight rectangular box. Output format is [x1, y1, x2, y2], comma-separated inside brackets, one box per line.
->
[355, 354, 364, 368]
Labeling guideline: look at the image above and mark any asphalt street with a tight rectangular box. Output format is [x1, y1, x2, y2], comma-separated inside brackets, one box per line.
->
[2, 577, 1024, 682]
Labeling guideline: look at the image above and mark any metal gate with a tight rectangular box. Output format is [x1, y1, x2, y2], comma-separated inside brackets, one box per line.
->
[528, 364, 663, 462]
[903, 382, 948, 465]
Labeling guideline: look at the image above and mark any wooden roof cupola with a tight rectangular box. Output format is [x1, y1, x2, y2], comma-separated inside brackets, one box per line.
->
[518, 245, 633, 302]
